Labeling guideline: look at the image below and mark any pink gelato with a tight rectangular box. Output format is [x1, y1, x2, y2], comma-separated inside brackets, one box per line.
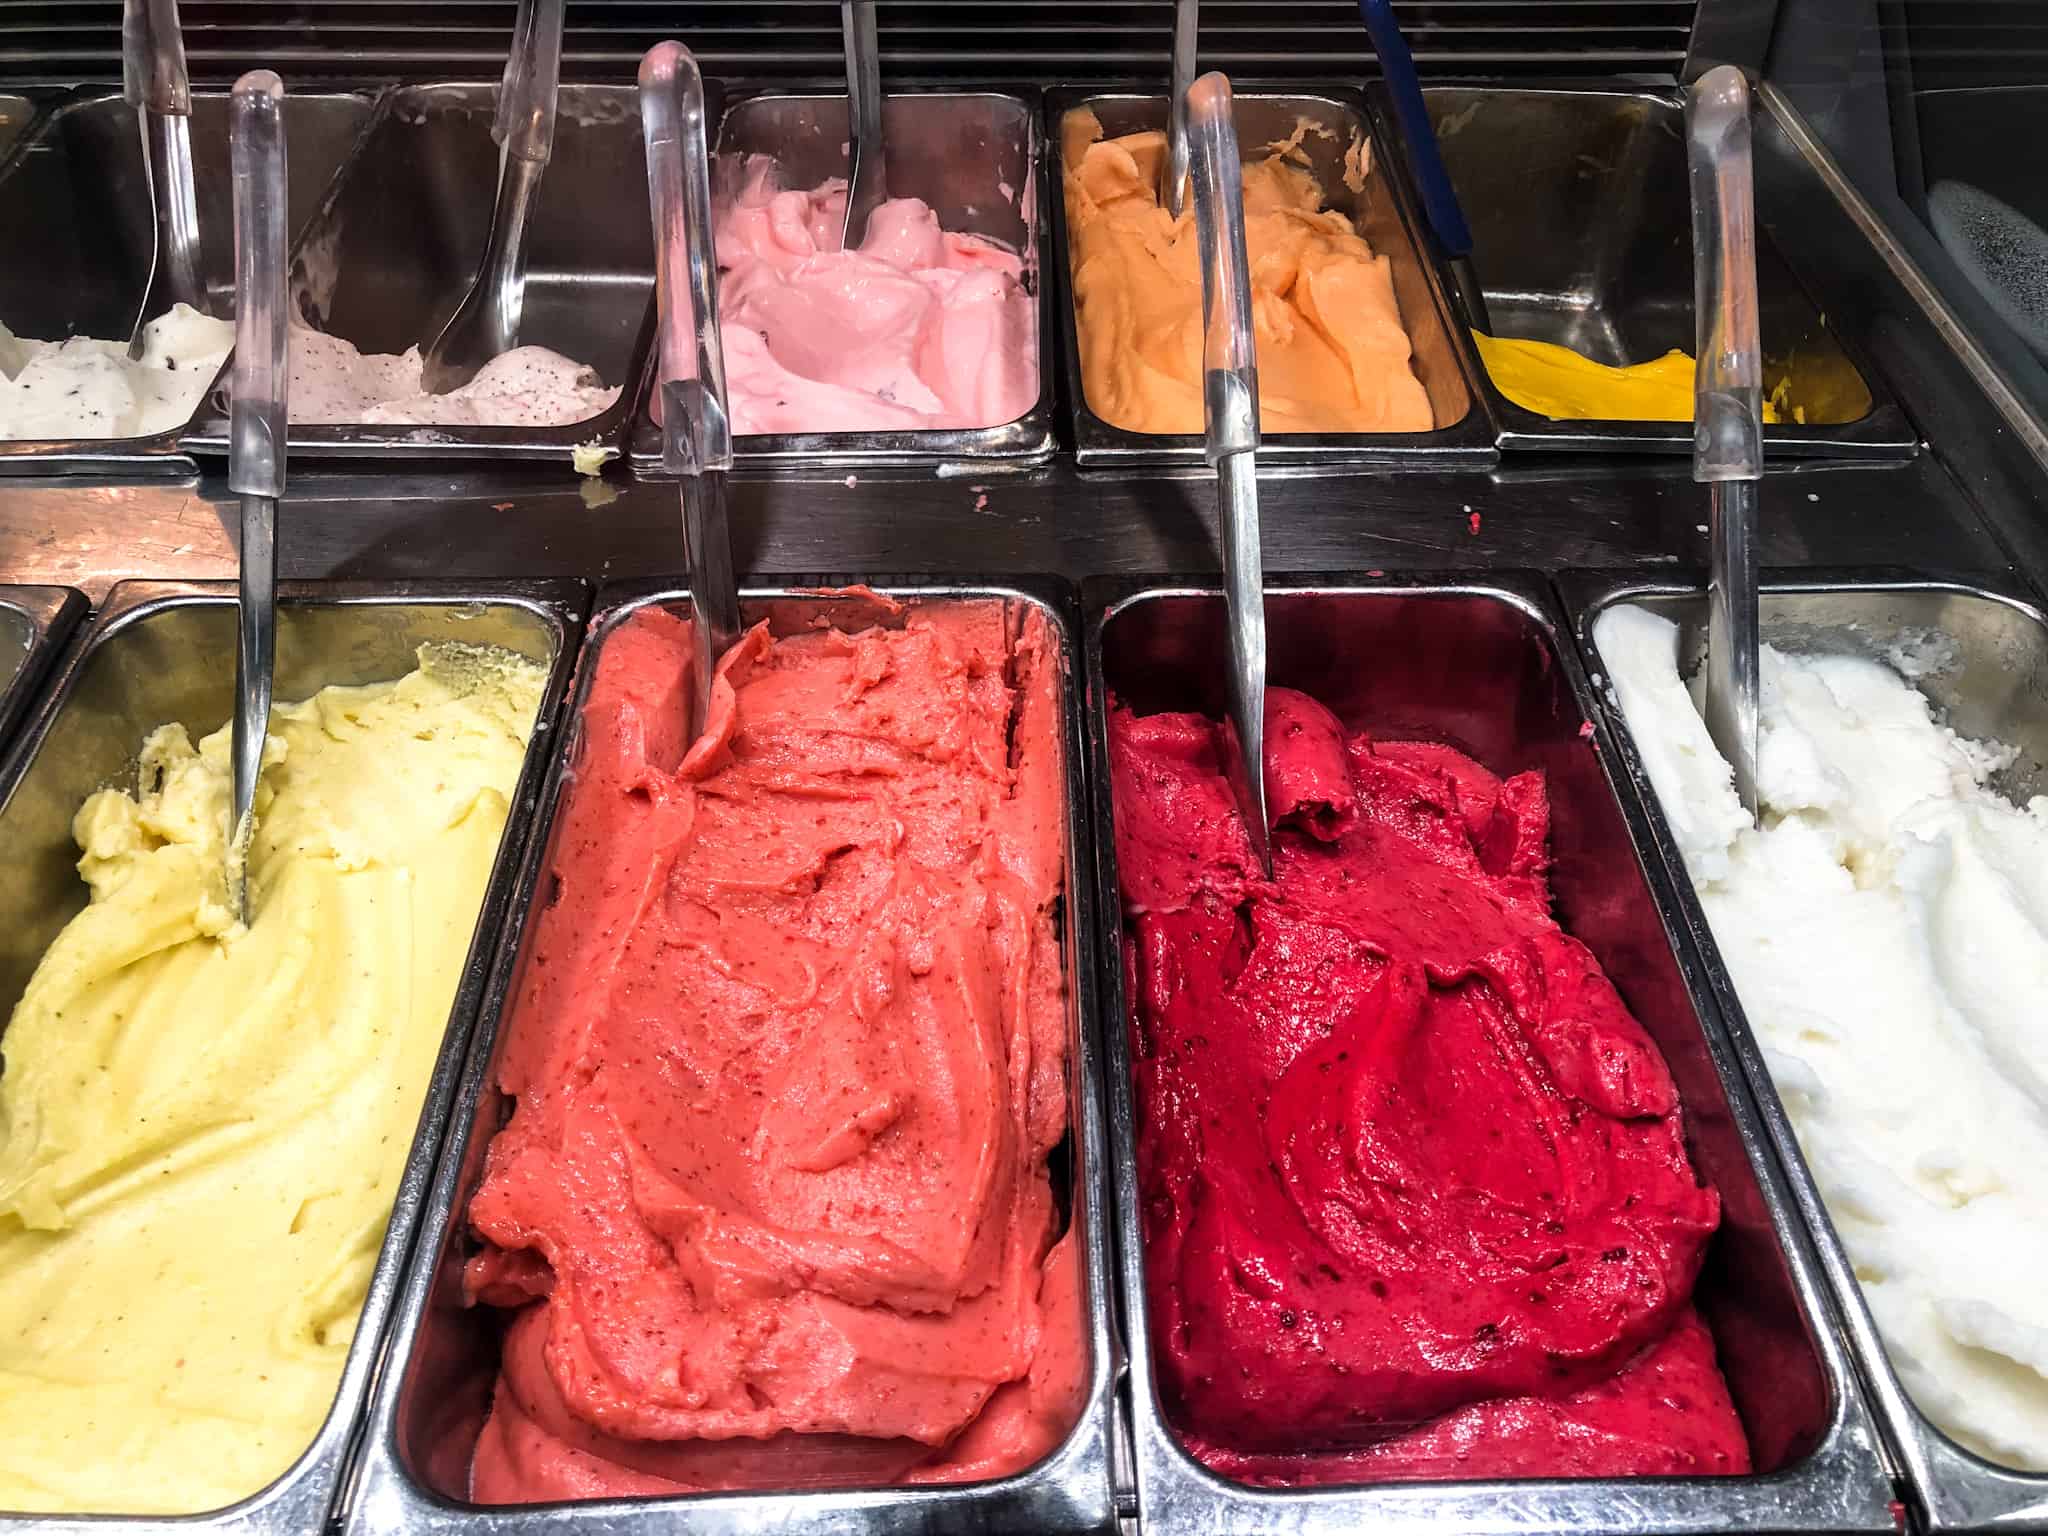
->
[709, 160, 1037, 434]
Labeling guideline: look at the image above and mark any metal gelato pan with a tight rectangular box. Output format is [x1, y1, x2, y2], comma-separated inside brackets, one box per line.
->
[1049, 87, 1495, 470]
[343, 580, 1117, 1535]
[629, 88, 1055, 474]
[1083, 576, 1896, 1536]
[0, 88, 375, 477]
[0, 93, 41, 164]
[0, 577, 584, 1534]
[1570, 573, 2048, 1533]
[187, 82, 659, 467]
[0, 584, 86, 760]
[1417, 85, 1916, 459]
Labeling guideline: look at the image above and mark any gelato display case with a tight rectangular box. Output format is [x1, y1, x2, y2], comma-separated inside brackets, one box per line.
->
[0, 0, 2047, 1530]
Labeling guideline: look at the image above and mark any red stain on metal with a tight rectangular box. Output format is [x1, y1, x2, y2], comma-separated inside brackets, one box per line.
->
[1467, 511, 1482, 536]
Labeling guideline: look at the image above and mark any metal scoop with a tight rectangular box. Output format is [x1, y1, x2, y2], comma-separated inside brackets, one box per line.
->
[641, 41, 742, 730]
[122, 0, 210, 355]
[1188, 72, 1271, 877]
[1161, 0, 1198, 219]
[839, 1, 887, 252]
[1687, 65, 1763, 821]
[420, 0, 565, 393]
[226, 69, 288, 926]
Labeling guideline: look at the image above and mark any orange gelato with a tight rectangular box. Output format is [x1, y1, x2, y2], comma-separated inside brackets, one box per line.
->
[463, 598, 1084, 1501]
[1061, 108, 1433, 435]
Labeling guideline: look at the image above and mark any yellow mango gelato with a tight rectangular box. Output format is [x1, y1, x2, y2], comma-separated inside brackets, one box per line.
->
[0, 641, 545, 1515]
[1062, 108, 1433, 435]
[1473, 331, 1794, 425]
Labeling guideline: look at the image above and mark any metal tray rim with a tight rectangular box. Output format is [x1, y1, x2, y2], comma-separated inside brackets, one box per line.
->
[1081, 571, 1897, 1535]
[342, 575, 1119, 1535]
[1566, 568, 2048, 1532]
[0, 574, 588, 1533]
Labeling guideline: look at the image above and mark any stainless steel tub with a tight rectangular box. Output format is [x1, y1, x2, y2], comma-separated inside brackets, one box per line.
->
[187, 83, 659, 467]
[0, 88, 376, 476]
[628, 88, 1055, 474]
[1083, 576, 1896, 1535]
[0, 584, 86, 760]
[1570, 573, 2048, 1533]
[342, 580, 1117, 1535]
[1418, 85, 1916, 459]
[0, 577, 584, 1534]
[0, 93, 39, 163]
[1049, 87, 1495, 470]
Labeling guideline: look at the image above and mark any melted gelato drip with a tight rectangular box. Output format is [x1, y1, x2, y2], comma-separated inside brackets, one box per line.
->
[0, 303, 233, 441]
[0, 643, 545, 1514]
[464, 600, 1083, 1501]
[286, 326, 620, 428]
[712, 159, 1037, 434]
[1061, 109, 1432, 435]
[1598, 603, 2048, 1471]
[1109, 687, 1749, 1483]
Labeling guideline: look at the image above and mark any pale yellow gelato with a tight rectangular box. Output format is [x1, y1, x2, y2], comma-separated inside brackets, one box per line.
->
[0, 641, 545, 1514]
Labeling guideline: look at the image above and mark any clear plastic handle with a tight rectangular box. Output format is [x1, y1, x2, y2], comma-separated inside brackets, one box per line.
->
[493, 0, 563, 164]
[122, 0, 190, 115]
[1187, 70, 1259, 463]
[1688, 64, 1762, 484]
[639, 40, 733, 477]
[230, 69, 288, 499]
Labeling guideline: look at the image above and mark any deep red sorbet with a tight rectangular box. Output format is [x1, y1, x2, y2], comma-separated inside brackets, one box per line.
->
[1109, 686, 1751, 1485]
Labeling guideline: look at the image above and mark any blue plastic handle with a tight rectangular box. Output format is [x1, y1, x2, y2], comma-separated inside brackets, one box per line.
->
[1357, 0, 1473, 259]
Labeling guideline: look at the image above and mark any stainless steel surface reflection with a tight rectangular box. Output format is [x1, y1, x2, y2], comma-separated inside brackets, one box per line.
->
[1420, 85, 1917, 459]
[0, 585, 86, 764]
[1083, 577, 1896, 1536]
[0, 88, 375, 476]
[0, 93, 40, 164]
[1571, 574, 2048, 1534]
[629, 89, 1055, 473]
[186, 82, 660, 466]
[1050, 88, 1495, 470]
[344, 580, 1116, 1536]
[0, 577, 584, 1535]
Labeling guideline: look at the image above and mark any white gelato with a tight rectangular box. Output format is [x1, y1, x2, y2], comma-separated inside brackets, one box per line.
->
[286, 327, 620, 428]
[0, 303, 233, 441]
[1596, 602, 2048, 1471]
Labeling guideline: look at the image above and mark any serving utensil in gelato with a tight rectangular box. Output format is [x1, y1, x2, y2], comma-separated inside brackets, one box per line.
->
[1354, 0, 1491, 334]
[226, 68, 287, 925]
[122, 0, 210, 355]
[1687, 65, 1763, 820]
[1188, 70, 1271, 876]
[839, 0, 888, 250]
[641, 40, 741, 731]
[1161, 0, 1198, 219]
[419, 0, 564, 393]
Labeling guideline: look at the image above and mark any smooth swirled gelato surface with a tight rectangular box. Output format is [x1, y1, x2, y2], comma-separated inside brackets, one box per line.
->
[711, 159, 1037, 434]
[286, 326, 621, 428]
[0, 642, 545, 1514]
[464, 599, 1083, 1502]
[1472, 332, 1793, 425]
[1597, 603, 2048, 1471]
[1061, 109, 1432, 435]
[1109, 687, 1748, 1483]
[0, 303, 233, 440]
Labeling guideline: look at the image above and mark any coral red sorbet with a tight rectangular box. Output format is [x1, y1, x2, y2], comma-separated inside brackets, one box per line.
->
[463, 599, 1084, 1501]
[1108, 685, 1750, 1485]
